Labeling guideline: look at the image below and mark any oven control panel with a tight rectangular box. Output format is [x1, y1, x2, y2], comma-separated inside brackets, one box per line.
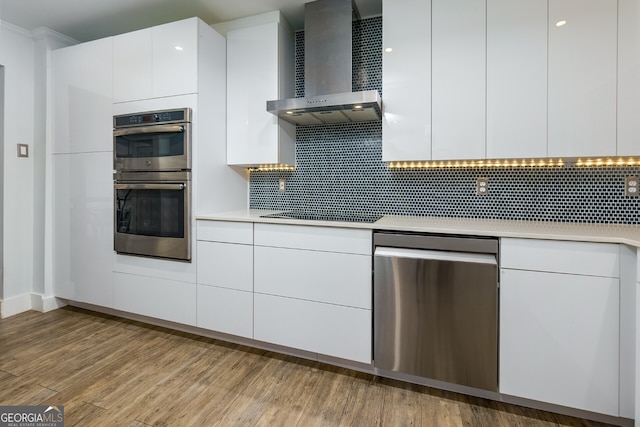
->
[114, 108, 191, 128]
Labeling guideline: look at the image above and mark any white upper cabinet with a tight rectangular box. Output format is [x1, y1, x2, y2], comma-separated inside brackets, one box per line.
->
[547, 0, 617, 158]
[617, 0, 640, 156]
[382, 0, 431, 162]
[225, 12, 295, 167]
[112, 28, 153, 102]
[486, 0, 547, 159]
[113, 17, 200, 103]
[152, 18, 199, 98]
[432, 0, 486, 160]
[53, 37, 113, 154]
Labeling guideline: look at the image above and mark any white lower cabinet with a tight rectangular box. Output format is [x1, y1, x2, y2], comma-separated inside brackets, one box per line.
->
[254, 246, 370, 309]
[253, 223, 372, 364]
[254, 293, 371, 364]
[113, 272, 196, 326]
[500, 238, 621, 417]
[196, 221, 254, 338]
[197, 285, 253, 338]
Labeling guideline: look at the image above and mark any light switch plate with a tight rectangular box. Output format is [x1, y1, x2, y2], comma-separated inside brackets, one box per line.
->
[278, 178, 286, 192]
[625, 176, 638, 197]
[17, 144, 28, 158]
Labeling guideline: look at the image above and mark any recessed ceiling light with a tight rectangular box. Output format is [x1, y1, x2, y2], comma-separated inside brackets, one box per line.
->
[384, 47, 393, 53]
[174, 45, 184, 51]
[555, 20, 567, 27]
[286, 111, 294, 115]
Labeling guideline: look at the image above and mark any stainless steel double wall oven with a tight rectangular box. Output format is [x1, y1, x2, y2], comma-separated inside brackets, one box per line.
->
[113, 108, 192, 261]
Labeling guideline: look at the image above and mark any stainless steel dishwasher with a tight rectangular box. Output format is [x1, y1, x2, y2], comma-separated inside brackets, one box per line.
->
[373, 232, 499, 392]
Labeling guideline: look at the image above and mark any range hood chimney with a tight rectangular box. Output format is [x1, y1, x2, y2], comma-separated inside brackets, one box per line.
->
[266, 0, 382, 126]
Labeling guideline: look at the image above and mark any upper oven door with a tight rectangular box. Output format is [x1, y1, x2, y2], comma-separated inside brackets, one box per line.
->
[113, 123, 191, 171]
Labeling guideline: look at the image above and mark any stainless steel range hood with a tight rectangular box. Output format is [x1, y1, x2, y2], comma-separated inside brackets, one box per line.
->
[266, 0, 382, 126]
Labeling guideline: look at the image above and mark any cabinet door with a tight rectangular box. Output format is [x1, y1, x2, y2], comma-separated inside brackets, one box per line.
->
[53, 152, 114, 306]
[617, 0, 640, 156]
[226, 21, 295, 166]
[197, 241, 253, 292]
[500, 269, 619, 416]
[548, 0, 617, 158]
[254, 293, 371, 364]
[432, 0, 486, 160]
[197, 285, 253, 338]
[52, 37, 113, 154]
[254, 246, 371, 309]
[113, 28, 153, 103]
[382, 0, 431, 162]
[152, 18, 199, 98]
[114, 272, 196, 326]
[486, 0, 547, 159]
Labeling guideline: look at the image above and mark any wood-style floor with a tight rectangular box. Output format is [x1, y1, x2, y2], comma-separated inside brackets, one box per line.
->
[0, 307, 616, 427]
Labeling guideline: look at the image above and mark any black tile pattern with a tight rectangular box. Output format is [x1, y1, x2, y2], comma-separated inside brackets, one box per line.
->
[249, 17, 640, 225]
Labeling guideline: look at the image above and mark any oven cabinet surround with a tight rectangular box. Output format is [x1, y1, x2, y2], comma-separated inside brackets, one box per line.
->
[52, 37, 114, 305]
[253, 224, 372, 364]
[52, 37, 113, 154]
[196, 221, 254, 338]
[382, 0, 637, 162]
[112, 17, 202, 103]
[52, 153, 114, 306]
[52, 17, 247, 320]
[499, 238, 629, 418]
[223, 11, 296, 167]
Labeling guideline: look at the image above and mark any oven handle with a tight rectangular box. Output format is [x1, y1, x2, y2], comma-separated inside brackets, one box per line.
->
[114, 183, 185, 191]
[113, 124, 184, 137]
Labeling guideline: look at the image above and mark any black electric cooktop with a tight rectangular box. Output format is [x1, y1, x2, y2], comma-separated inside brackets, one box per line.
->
[260, 211, 383, 224]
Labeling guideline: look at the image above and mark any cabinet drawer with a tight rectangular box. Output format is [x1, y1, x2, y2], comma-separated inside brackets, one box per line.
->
[254, 246, 371, 309]
[197, 220, 253, 244]
[197, 241, 253, 292]
[254, 293, 371, 364]
[501, 238, 619, 277]
[114, 272, 196, 326]
[197, 285, 252, 338]
[254, 223, 371, 255]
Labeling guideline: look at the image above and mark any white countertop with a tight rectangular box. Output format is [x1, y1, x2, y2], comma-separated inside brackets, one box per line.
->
[197, 210, 640, 248]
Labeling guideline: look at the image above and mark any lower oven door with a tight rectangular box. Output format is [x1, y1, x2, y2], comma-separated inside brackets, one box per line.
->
[114, 174, 191, 261]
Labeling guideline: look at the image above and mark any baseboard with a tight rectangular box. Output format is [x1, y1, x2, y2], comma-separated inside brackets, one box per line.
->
[0, 293, 67, 318]
[0, 293, 32, 318]
[30, 293, 67, 313]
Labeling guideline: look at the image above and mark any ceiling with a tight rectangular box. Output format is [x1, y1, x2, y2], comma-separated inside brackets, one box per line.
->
[0, 0, 382, 42]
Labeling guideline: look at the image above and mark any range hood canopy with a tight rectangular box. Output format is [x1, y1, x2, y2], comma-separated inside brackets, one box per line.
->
[266, 0, 382, 126]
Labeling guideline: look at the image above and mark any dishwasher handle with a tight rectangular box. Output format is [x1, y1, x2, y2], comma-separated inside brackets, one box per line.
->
[375, 247, 497, 265]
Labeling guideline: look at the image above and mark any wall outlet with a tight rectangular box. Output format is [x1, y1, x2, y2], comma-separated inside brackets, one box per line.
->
[278, 178, 286, 192]
[476, 177, 489, 196]
[625, 176, 638, 197]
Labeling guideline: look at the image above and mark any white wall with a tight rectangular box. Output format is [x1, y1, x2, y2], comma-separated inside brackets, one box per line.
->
[0, 22, 73, 316]
[0, 64, 4, 299]
[0, 22, 35, 310]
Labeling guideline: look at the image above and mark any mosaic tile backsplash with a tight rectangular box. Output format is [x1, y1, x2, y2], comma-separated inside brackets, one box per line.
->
[249, 16, 640, 225]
